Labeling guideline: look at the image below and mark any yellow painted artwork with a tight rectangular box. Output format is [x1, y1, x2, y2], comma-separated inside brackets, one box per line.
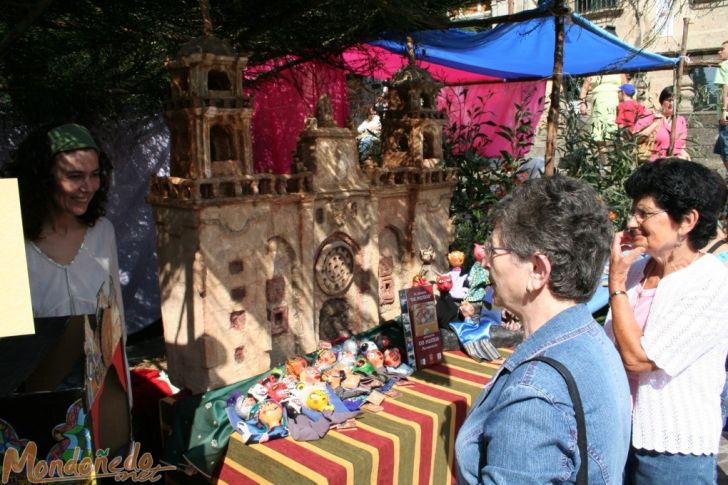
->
[0, 179, 35, 336]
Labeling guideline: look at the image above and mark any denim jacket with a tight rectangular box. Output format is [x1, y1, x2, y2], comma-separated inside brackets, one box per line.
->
[455, 304, 631, 484]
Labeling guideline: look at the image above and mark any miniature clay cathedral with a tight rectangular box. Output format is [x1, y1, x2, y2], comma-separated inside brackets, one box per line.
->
[148, 35, 457, 392]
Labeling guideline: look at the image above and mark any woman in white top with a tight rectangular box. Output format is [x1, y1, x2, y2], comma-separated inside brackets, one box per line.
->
[606, 158, 728, 484]
[2, 123, 123, 319]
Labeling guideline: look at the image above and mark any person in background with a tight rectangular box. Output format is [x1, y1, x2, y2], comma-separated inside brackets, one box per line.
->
[605, 159, 728, 484]
[633, 86, 689, 161]
[616, 83, 646, 132]
[580, 72, 628, 141]
[1, 123, 124, 319]
[713, 40, 728, 174]
[455, 176, 631, 484]
[356, 106, 381, 162]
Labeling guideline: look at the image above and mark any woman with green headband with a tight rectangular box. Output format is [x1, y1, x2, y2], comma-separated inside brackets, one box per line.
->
[2, 123, 123, 319]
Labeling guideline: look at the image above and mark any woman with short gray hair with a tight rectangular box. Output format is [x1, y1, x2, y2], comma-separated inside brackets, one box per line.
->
[455, 176, 631, 484]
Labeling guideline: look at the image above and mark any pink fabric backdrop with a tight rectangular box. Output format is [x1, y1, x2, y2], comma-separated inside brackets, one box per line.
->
[246, 46, 546, 173]
[439, 82, 546, 158]
[246, 59, 349, 174]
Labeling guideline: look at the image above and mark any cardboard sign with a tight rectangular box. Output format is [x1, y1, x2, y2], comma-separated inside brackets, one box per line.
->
[0, 179, 34, 337]
[399, 286, 443, 369]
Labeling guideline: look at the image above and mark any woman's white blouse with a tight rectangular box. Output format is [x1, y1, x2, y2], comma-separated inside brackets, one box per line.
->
[25, 217, 123, 319]
[605, 254, 728, 455]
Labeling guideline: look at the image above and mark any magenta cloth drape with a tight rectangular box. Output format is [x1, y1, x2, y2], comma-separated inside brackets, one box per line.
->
[247, 46, 546, 173]
[246, 59, 350, 174]
[438, 82, 546, 158]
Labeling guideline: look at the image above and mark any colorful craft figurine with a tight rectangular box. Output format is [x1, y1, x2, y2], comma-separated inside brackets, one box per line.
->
[412, 273, 428, 286]
[417, 245, 436, 284]
[447, 250, 468, 301]
[306, 389, 334, 412]
[465, 243, 490, 314]
[460, 301, 477, 323]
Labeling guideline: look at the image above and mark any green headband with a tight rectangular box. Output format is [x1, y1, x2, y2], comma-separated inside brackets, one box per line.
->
[48, 123, 100, 157]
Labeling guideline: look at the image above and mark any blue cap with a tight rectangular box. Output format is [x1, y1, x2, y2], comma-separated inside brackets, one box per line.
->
[619, 84, 636, 97]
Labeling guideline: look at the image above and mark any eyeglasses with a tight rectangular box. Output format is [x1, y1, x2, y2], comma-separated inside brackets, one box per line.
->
[485, 239, 512, 259]
[628, 208, 666, 222]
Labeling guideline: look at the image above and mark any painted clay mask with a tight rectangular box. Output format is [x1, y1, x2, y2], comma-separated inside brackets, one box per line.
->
[447, 251, 465, 268]
[366, 349, 384, 368]
[436, 274, 453, 293]
[285, 356, 308, 377]
[257, 401, 283, 429]
[384, 348, 402, 367]
[315, 349, 337, 369]
[306, 389, 334, 412]
[234, 396, 257, 420]
[299, 367, 321, 386]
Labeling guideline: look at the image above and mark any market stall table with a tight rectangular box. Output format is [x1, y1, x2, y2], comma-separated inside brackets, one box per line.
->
[217, 350, 510, 484]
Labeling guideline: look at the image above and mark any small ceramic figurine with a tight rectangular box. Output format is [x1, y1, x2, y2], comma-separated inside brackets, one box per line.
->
[459, 301, 477, 323]
[447, 251, 468, 301]
[436, 273, 461, 330]
[417, 245, 436, 284]
[465, 243, 490, 315]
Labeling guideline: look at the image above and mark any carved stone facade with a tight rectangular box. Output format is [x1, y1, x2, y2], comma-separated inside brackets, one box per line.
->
[148, 37, 456, 392]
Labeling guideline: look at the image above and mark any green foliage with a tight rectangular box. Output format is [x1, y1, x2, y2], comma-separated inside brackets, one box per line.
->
[557, 91, 639, 227]
[442, 88, 541, 267]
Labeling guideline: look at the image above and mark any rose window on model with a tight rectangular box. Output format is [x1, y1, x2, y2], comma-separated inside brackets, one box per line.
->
[315, 241, 355, 295]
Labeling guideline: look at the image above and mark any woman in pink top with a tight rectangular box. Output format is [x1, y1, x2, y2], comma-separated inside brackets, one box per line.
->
[633, 86, 688, 161]
[605, 159, 728, 483]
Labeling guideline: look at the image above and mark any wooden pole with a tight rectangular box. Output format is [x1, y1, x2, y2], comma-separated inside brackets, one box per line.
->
[669, 17, 689, 156]
[544, 6, 566, 176]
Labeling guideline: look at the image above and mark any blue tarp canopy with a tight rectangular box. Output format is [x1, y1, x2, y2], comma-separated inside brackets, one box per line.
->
[369, 13, 678, 82]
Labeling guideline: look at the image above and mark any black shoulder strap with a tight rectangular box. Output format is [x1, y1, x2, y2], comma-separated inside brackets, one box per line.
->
[528, 356, 588, 485]
[706, 239, 728, 254]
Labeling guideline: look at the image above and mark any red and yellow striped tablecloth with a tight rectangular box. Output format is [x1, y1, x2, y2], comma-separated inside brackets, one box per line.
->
[218, 350, 510, 485]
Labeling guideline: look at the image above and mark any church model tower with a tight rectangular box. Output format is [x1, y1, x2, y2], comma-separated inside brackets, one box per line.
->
[148, 35, 457, 392]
